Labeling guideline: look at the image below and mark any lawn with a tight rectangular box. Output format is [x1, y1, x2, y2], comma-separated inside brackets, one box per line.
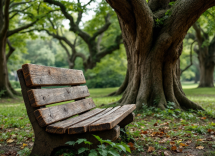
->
[0, 83, 215, 156]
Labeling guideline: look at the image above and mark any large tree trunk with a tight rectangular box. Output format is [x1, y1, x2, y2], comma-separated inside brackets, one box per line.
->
[0, 36, 14, 98]
[118, 30, 202, 110]
[105, 0, 215, 111]
[198, 55, 214, 87]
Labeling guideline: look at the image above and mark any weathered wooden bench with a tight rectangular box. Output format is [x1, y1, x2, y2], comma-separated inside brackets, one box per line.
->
[17, 64, 136, 156]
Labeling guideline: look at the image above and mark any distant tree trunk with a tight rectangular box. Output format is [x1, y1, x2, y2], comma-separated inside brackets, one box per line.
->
[0, 36, 14, 98]
[0, 0, 14, 98]
[195, 71, 200, 84]
[106, 0, 215, 110]
[192, 23, 215, 87]
[198, 55, 214, 87]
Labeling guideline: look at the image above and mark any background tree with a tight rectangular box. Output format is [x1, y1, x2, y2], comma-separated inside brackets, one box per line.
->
[42, 0, 122, 71]
[186, 8, 215, 87]
[0, 0, 58, 98]
[105, 0, 215, 110]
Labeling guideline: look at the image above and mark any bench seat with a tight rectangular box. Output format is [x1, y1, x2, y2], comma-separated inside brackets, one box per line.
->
[46, 105, 135, 134]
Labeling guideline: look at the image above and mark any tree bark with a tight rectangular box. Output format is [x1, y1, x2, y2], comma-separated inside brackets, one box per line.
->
[0, 37, 15, 98]
[105, 0, 215, 110]
[0, 0, 14, 98]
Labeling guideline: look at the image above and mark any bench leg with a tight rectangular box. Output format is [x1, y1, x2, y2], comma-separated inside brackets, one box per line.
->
[118, 112, 135, 143]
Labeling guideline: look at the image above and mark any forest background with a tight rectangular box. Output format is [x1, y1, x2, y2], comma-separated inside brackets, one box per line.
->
[5, 0, 215, 92]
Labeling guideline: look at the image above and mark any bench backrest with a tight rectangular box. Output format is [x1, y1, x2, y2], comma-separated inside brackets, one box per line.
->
[20, 64, 96, 127]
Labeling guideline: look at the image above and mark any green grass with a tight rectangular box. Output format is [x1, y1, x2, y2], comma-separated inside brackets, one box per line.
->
[0, 82, 215, 155]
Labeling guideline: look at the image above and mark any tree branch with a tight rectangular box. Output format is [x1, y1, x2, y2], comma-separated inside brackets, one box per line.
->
[6, 38, 15, 61]
[83, 0, 94, 8]
[59, 40, 71, 57]
[1, 0, 10, 35]
[7, 9, 58, 37]
[92, 13, 111, 40]
[9, 1, 33, 8]
[185, 33, 196, 41]
[148, 0, 171, 12]
[47, 17, 55, 29]
[44, 0, 91, 43]
[193, 23, 203, 43]
[181, 40, 196, 74]
[7, 20, 38, 37]
[97, 33, 104, 53]
[96, 34, 122, 61]
[37, 28, 76, 49]
[9, 9, 34, 19]
[9, 5, 33, 19]
[75, 52, 87, 62]
[163, 0, 215, 43]
[107, 0, 153, 39]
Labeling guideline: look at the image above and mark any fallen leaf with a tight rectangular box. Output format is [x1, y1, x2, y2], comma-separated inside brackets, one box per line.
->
[180, 143, 188, 147]
[196, 146, 204, 150]
[164, 151, 172, 156]
[148, 146, 155, 153]
[206, 137, 213, 141]
[7, 139, 14, 143]
[197, 139, 204, 142]
[201, 117, 206, 120]
[127, 142, 135, 151]
[137, 114, 141, 117]
[154, 123, 158, 126]
[171, 146, 177, 151]
[176, 139, 183, 144]
[186, 140, 192, 144]
[170, 141, 175, 145]
[159, 138, 170, 144]
[140, 130, 147, 134]
[23, 143, 28, 147]
[11, 134, 17, 139]
[166, 135, 170, 138]
[176, 148, 183, 153]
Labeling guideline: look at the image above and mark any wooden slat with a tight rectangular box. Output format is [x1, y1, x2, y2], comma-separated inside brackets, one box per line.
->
[28, 86, 90, 107]
[46, 108, 105, 134]
[68, 106, 121, 134]
[34, 98, 95, 127]
[22, 64, 86, 87]
[89, 104, 136, 132]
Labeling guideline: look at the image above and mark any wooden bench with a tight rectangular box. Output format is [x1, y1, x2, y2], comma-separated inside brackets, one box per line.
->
[17, 64, 136, 156]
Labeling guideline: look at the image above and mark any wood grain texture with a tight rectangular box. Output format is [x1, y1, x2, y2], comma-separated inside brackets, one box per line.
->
[27, 86, 90, 107]
[22, 64, 86, 87]
[46, 108, 105, 134]
[89, 104, 136, 132]
[34, 98, 95, 127]
[68, 106, 121, 134]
